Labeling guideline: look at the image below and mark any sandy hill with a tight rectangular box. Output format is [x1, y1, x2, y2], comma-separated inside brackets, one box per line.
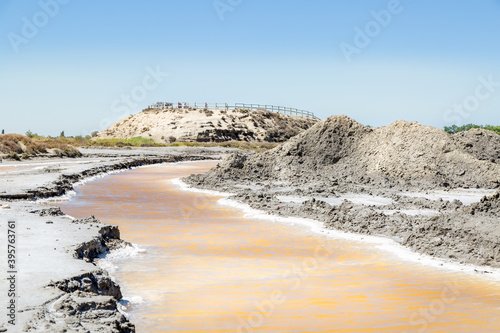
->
[192, 115, 500, 189]
[97, 108, 318, 143]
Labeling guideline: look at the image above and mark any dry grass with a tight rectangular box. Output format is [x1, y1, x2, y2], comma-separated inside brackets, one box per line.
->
[88, 137, 165, 147]
[0, 134, 82, 159]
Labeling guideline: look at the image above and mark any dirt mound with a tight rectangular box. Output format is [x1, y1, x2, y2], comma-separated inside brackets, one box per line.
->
[470, 191, 500, 215]
[452, 128, 500, 163]
[97, 108, 318, 143]
[355, 120, 500, 187]
[190, 115, 500, 189]
[185, 116, 500, 269]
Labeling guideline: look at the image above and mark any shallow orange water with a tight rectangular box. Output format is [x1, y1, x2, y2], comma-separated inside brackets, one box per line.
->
[54, 162, 500, 332]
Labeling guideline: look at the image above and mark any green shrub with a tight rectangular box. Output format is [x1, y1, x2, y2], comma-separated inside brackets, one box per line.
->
[444, 124, 500, 135]
[54, 147, 82, 158]
[89, 137, 166, 147]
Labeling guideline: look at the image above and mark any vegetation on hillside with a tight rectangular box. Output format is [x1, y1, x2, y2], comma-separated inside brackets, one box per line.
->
[86, 137, 278, 152]
[168, 140, 278, 152]
[0, 134, 82, 160]
[444, 124, 500, 135]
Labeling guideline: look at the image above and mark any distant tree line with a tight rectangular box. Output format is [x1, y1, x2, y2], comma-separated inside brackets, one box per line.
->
[444, 124, 500, 135]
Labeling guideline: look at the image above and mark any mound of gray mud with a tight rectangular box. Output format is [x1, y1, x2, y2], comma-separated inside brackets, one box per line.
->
[190, 115, 500, 190]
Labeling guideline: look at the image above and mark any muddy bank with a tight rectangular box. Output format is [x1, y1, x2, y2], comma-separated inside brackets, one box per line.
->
[0, 200, 135, 332]
[227, 190, 500, 269]
[25, 215, 134, 333]
[185, 116, 500, 270]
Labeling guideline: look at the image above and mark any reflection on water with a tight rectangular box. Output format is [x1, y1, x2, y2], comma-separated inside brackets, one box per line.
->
[54, 162, 500, 332]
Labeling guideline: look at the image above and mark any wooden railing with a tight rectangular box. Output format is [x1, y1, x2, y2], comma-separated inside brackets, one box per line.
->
[146, 102, 320, 120]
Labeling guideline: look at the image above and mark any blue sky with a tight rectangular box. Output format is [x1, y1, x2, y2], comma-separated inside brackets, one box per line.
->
[1, 0, 499, 136]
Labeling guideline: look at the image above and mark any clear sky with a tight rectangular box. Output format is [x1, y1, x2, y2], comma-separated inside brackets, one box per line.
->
[1, 0, 499, 136]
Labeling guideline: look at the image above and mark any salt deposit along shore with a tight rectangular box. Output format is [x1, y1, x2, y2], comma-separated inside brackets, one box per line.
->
[0, 147, 237, 332]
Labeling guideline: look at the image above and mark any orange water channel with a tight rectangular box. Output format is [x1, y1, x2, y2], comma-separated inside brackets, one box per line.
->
[53, 161, 500, 332]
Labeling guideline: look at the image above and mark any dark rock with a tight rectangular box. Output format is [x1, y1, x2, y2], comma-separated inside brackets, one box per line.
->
[30, 207, 65, 216]
[50, 270, 122, 300]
